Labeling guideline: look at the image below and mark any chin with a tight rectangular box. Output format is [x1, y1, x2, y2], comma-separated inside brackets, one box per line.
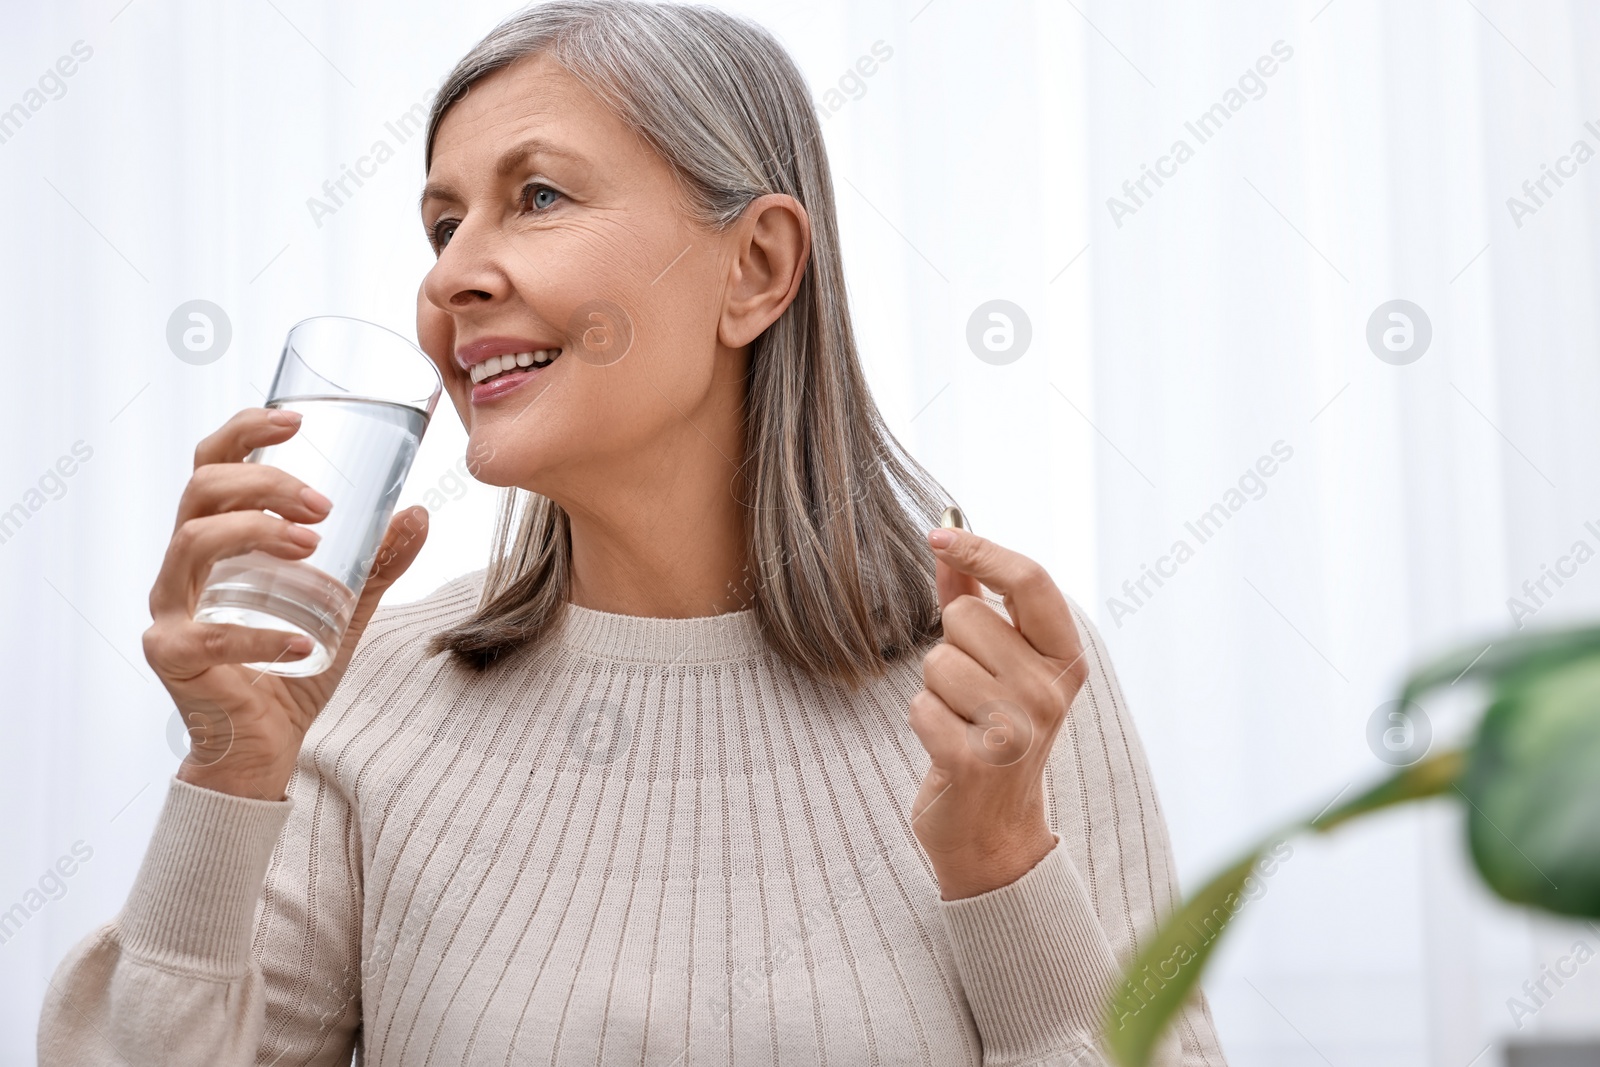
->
[466, 456, 526, 490]
[466, 435, 560, 490]
[460, 437, 511, 484]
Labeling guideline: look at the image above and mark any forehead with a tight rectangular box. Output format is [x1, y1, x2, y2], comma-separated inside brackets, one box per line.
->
[430, 52, 610, 169]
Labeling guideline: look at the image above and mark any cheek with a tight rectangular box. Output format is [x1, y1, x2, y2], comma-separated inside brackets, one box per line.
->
[415, 290, 472, 421]
[454, 337, 709, 491]
[416, 289, 451, 358]
[531, 238, 707, 415]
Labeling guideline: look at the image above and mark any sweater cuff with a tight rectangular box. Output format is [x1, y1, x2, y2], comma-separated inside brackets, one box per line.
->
[117, 775, 293, 978]
[937, 834, 1119, 1065]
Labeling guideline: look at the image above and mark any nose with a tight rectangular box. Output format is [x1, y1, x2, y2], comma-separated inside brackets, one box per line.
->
[421, 217, 509, 312]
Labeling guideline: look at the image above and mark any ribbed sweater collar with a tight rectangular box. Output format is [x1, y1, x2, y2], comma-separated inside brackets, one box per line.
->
[548, 599, 769, 665]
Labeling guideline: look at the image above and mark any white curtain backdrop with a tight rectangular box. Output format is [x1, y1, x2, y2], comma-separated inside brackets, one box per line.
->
[4, 1, 1599, 1063]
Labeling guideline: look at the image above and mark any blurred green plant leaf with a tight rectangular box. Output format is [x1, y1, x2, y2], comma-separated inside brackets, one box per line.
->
[1103, 622, 1600, 1066]
[1401, 623, 1600, 702]
[1463, 655, 1600, 916]
[1102, 851, 1259, 1067]
[1103, 749, 1463, 1067]
[1311, 747, 1466, 832]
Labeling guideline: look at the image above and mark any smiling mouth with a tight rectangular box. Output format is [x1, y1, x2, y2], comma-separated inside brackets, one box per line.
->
[469, 348, 563, 385]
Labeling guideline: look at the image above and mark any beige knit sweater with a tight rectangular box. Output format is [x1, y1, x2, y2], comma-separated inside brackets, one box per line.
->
[39, 568, 1226, 1066]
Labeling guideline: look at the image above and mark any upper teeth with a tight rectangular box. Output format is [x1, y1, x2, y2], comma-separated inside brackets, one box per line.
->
[469, 350, 559, 384]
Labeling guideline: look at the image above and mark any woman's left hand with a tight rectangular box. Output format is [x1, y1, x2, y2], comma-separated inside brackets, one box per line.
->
[908, 526, 1090, 900]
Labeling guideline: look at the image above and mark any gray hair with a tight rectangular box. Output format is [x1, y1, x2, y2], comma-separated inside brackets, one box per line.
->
[423, 0, 952, 686]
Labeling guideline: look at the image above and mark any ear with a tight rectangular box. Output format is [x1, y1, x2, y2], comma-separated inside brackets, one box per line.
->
[718, 193, 810, 349]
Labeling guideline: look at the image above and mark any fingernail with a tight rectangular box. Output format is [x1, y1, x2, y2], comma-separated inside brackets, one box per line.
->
[286, 524, 321, 548]
[300, 486, 333, 512]
[287, 635, 314, 654]
[268, 409, 302, 426]
[928, 528, 957, 549]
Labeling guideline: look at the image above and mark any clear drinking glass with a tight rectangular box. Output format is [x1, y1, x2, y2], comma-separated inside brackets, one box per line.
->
[194, 316, 443, 677]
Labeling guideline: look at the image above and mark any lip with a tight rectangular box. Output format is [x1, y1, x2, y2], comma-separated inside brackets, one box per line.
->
[469, 360, 555, 405]
[454, 336, 562, 372]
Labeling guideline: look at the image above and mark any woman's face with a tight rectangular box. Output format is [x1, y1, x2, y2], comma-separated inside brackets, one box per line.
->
[417, 53, 738, 495]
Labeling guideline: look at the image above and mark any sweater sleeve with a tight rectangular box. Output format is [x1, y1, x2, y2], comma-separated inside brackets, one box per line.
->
[935, 594, 1228, 1067]
[37, 742, 366, 1066]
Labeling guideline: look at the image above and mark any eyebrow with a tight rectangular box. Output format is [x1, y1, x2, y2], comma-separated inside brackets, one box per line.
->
[418, 137, 589, 213]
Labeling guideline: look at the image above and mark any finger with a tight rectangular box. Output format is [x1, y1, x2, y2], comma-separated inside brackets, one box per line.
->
[327, 507, 430, 672]
[922, 639, 1044, 767]
[367, 506, 429, 585]
[143, 619, 315, 681]
[935, 553, 982, 612]
[926, 528, 1081, 662]
[193, 407, 304, 470]
[149, 511, 321, 619]
[909, 684, 1040, 773]
[906, 688, 970, 767]
[936, 593, 1041, 681]
[175, 463, 333, 529]
[920, 639, 1007, 724]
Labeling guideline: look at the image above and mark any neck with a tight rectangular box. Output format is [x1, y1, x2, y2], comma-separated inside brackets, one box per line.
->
[564, 487, 749, 618]
[559, 402, 750, 621]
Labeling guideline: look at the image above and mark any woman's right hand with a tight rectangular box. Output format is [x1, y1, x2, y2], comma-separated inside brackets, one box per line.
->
[143, 407, 430, 801]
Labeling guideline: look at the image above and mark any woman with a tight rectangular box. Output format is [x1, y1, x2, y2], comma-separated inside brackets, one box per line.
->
[39, 2, 1226, 1064]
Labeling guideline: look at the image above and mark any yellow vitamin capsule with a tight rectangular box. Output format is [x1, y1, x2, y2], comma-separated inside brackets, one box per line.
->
[939, 505, 966, 531]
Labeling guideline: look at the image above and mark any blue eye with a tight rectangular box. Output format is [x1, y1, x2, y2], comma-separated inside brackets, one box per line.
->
[427, 183, 561, 254]
[522, 182, 561, 212]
